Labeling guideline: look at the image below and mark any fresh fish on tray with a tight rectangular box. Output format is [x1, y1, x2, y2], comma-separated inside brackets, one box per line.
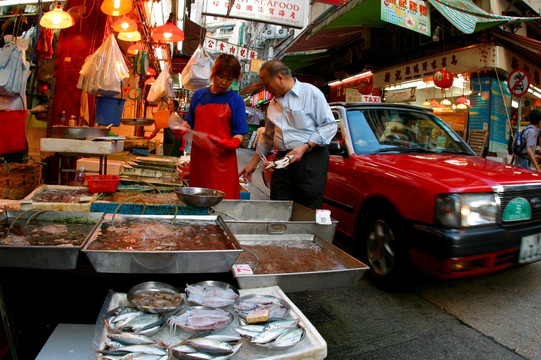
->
[185, 283, 238, 308]
[233, 295, 290, 320]
[170, 335, 243, 360]
[167, 306, 234, 333]
[105, 306, 164, 335]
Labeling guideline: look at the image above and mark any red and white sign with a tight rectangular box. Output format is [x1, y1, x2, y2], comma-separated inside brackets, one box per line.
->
[507, 69, 530, 97]
[203, 0, 306, 29]
[204, 37, 258, 60]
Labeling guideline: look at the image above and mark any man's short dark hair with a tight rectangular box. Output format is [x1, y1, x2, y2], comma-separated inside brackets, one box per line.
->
[529, 109, 541, 125]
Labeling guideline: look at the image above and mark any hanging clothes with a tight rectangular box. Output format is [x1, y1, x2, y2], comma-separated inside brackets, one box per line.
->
[36, 27, 54, 60]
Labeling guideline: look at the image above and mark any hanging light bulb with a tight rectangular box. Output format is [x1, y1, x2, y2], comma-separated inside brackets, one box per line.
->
[101, 0, 132, 16]
[127, 42, 143, 55]
[442, 98, 452, 106]
[422, 84, 431, 107]
[457, 103, 468, 111]
[113, 16, 137, 32]
[145, 76, 156, 85]
[147, 67, 157, 76]
[151, 17, 184, 42]
[40, 2, 75, 29]
[117, 30, 141, 42]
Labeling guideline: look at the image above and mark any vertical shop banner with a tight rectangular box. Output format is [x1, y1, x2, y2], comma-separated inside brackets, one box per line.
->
[469, 76, 491, 132]
[489, 77, 512, 153]
[381, 0, 430, 36]
[203, 0, 306, 29]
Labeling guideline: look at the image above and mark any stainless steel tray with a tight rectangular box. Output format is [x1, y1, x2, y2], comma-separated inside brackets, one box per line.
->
[0, 211, 104, 269]
[232, 233, 368, 292]
[212, 200, 338, 243]
[81, 214, 242, 273]
[20, 185, 99, 212]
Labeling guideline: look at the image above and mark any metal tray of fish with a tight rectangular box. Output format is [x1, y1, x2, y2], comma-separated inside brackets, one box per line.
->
[92, 286, 327, 360]
[20, 185, 99, 212]
[0, 210, 104, 269]
[232, 233, 368, 292]
[211, 200, 338, 243]
[81, 214, 243, 273]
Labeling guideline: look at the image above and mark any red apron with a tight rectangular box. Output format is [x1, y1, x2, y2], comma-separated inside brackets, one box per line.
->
[189, 101, 240, 199]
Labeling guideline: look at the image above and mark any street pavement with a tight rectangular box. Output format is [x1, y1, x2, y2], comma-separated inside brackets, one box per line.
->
[237, 147, 541, 360]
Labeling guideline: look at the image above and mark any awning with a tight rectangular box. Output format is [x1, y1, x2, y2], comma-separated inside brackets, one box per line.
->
[277, 0, 384, 56]
[427, 0, 540, 34]
[492, 28, 541, 65]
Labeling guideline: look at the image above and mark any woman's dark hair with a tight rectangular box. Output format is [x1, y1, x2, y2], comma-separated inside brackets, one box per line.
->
[211, 54, 241, 80]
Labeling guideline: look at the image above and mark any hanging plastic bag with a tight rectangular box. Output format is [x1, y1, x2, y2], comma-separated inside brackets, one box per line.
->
[77, 35, 129, 97]
[181, 45, 213, 91]
[147, 63, 172, 103]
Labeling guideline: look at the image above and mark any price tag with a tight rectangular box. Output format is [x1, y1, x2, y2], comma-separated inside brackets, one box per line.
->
[232, 264, 253, 275]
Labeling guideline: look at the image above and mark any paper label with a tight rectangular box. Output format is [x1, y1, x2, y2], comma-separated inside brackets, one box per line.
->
[232, 264, 253, 275]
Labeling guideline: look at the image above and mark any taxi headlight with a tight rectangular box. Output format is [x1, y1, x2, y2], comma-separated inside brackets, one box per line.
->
[436, 193, 497, 228]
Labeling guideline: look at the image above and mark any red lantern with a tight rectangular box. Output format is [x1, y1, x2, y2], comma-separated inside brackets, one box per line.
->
[433, 69, 454, 89]
[357, 77, 373, 95]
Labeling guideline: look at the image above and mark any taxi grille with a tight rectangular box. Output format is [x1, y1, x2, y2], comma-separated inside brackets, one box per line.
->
[497, 185, 541, 227]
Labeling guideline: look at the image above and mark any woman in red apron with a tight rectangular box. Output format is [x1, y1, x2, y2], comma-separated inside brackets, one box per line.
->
[177, 54, 248, 199]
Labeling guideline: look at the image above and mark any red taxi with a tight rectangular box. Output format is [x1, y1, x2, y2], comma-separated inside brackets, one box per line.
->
[324, 103, 541, 288]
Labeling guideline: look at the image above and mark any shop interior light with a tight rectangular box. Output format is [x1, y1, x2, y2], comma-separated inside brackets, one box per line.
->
[117, 30, 141, 42]
[101, 0, 132, 16]
[39, 1, 75, 30]
[457, 96, 468, 104]
[328, 71, 372, 86]
[442, 98, 452, 106]
[145, 76, 156, 85]
[147, 67, 157, 76]
[127, 42, 143, 55]
[456, 103, 468, 111]
[113, 16, 137, 32]
[151, 20, 184, 43]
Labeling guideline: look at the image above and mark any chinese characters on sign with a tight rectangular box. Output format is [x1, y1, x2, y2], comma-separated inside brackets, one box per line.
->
[204, 37, 258, 60]
[381, 0, 430, 36]
[203, 0, 305, 29]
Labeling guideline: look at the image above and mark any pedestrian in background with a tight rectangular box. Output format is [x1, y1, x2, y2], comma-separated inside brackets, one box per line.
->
[145, 99, 185, 156]
[516, 109, 541, 172]
[240, 60, 337, 209]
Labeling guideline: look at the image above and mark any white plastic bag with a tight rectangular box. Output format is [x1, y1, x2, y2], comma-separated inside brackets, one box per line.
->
[147, 63, 172, 103]
[77, 35, 129, 97]
[181, 45, 213, 91]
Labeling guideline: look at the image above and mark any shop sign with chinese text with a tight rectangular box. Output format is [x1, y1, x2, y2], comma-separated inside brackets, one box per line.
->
[381, 0, 430, 36]
[204, 37, 258, 59]
[385, 87, 417, 103]
[203, 0, 306, 29]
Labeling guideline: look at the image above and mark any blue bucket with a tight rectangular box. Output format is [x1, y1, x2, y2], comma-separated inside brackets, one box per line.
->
[96, 96, 126, 127]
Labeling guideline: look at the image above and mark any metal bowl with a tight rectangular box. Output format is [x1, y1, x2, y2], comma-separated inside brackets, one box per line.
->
[127, 281, 185, 314]
[233, 294, 290, 320]
[104, 305, 164, 336]
[174, 187, 226, 208]
[49, 126, 110, 140]
[168, 306, 234, 332]
[185, 280, 239, 307]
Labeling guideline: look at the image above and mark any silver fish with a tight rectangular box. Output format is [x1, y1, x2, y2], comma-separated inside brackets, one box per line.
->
[108, 332, 156, 346]
[170, 351, 215, 359]
[232, 326, 262, 338]
[123, 313, 164, 332]
[250, 327, 289, 344]
[263, 319, 298, 331]
[204, 334, 242, 342]
[186, 337, 234, 355]
[114, 344, 167, 355]
[273, 327, 304, 346]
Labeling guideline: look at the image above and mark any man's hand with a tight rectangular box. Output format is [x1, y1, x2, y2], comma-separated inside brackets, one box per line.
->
[208, 135, 241, 150]
[239, 155, 261, 182]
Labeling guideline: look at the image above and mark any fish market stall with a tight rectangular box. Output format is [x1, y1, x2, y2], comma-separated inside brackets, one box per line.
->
[20, 185, 100, 212]
[0, 210, 104, 269]
[82, 214, 242, 273]
[92, 285, 326, 360]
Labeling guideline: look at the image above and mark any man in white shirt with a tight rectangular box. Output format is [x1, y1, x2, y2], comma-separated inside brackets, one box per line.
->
[240, 60, 337, 209]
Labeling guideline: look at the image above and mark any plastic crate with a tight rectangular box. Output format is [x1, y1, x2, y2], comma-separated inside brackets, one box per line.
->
[86, 175, 120, 193]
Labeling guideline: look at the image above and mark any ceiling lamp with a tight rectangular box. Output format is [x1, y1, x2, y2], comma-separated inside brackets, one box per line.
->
[151, 20, 184, 42]
[39, 2, 75, 29]
[145, 76, 156, 85]
[100, 0, 132, 16]
[456, 103, 468, 111]
[127, 42, 143, 55]
[422, 100, 431, 107]
[441, 98, 452, 106]
[117, 30, 141, 42]
[457, 96, 468, 104]
[430, 98, 440, 107]
[113, 16, 137, 32]
[147, 67, 157, 76]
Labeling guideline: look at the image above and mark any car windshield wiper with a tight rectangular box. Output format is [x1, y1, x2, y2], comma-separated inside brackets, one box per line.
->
[436, 149, 474, 155]
[372, 147, 435, 154]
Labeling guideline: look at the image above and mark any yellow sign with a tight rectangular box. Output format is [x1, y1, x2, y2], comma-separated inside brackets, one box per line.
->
[250, 59, 266, 73]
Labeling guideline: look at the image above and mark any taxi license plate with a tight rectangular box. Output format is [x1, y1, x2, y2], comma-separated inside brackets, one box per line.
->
[519, 233, 541, 263]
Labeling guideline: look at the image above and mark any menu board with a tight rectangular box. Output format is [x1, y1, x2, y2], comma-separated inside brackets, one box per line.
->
[381, 0, 430, 36]
[490, 77, 512, 152]
[469, 76, 491, 131]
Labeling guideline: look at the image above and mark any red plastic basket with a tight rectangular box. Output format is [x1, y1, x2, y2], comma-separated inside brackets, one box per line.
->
[86, 175, 120, 193]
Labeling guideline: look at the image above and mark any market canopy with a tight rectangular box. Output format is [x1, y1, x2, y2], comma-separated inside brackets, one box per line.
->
[427, 0, 541, 34]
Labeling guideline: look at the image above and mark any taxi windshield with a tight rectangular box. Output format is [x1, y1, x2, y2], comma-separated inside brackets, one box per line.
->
[344, 108, 474, 156]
